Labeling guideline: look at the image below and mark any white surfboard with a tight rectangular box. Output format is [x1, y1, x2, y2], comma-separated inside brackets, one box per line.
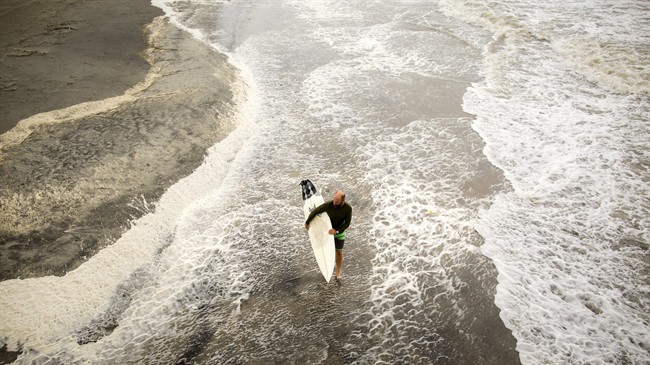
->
[300, 180, 336, 282]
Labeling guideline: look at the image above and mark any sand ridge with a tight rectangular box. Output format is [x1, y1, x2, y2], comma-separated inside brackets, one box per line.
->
[0, 5, 240, 281]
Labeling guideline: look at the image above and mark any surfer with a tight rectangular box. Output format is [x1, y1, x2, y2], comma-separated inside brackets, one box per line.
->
[304, 191, 352, 281]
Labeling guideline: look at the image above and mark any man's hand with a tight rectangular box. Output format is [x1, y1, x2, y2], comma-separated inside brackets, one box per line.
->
[328, 229, 336, 235]
[304, 223, 310, 230]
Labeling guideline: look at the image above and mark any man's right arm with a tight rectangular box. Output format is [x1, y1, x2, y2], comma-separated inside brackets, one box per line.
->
[305, 203, 327, 225]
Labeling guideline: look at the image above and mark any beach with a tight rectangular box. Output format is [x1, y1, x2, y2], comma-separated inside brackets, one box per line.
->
[1, 0, 160, 133]
[0, 0, 239, 281]
[0, 1, 524, 363]
[2, 0, 646, 364]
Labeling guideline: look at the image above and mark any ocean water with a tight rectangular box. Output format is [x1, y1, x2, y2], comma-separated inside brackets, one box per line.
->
[439, 1, 650, 364]
[1, 0, 648, 364]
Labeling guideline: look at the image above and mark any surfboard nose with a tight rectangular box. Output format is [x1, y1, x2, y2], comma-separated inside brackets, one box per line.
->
[300, 179, 317, 200]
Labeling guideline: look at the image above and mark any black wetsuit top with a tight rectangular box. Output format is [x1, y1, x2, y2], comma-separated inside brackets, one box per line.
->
[305, 201, 352, 234]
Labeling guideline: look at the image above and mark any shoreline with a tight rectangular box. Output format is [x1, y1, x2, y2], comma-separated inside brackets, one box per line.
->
[0, 2, 524, 364]
[0, 2, 240, 281]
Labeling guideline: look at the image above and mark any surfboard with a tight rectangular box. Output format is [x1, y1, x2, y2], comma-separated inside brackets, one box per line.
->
[300, 179, 336, 282]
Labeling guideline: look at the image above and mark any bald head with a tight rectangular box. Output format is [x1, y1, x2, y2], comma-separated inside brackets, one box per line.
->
[333, 191, 346, 207]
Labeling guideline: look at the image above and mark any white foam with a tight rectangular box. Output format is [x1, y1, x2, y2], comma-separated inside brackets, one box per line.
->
[345, 118, 501, 363]
[70, 196, 261, 362]
[13, 1, 647, 363]
[439, 0, 650, 94]
[0, 33, 261, 359]
[300, 12, 483, 130]
[440, 0, 650, 363]
[285, 2, 505, 361]
[285, 0, 364, 23]
[150, 0, 233, 55]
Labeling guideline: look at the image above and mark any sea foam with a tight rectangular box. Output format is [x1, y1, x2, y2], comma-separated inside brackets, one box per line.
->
[440, 0, 650, 363]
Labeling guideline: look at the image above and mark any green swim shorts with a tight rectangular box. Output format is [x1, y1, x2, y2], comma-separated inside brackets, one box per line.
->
[334, 231, 346, 250]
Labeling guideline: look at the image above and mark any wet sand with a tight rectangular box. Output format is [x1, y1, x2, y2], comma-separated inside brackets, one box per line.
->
[0, 0, 161, 133]
[0, 0, 239, 281]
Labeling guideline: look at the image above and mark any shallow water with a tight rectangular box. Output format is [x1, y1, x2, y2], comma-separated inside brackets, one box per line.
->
[440, 0, 650, 364]
[2, 0, 646, 364]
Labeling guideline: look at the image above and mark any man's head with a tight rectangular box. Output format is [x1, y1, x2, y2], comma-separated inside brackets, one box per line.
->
[333, 191, 346, 208]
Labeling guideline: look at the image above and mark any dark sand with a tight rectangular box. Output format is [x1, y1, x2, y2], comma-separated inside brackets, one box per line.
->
[0, 0, 161, 133]
[0, 0, 240, 281]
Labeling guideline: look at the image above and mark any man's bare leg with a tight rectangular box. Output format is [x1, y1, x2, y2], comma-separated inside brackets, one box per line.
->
[335, 250, 343, 280]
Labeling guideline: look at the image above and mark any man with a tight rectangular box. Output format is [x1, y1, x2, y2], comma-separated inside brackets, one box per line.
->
[304, 191, 352, 281]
